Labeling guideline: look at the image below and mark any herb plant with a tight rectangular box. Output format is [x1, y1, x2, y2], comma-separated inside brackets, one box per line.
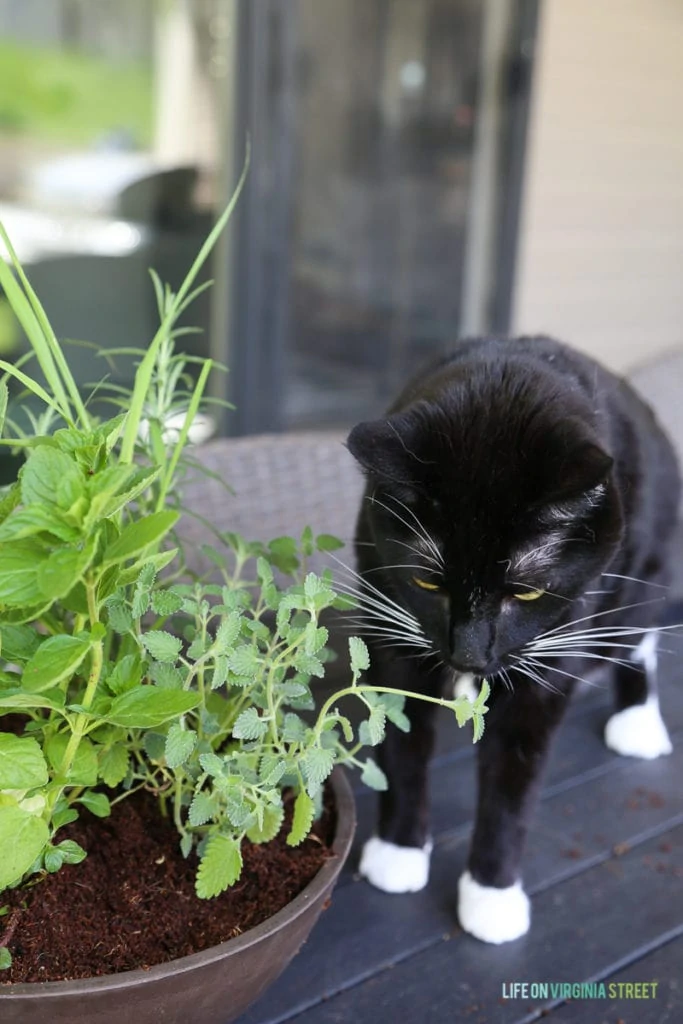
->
[0, 198, 488, 960]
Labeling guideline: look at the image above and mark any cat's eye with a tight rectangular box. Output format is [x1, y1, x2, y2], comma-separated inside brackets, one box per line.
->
[513, 589, 546, 602]
[412, 576, 441, 592]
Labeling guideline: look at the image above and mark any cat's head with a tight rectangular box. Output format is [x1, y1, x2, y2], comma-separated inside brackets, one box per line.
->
[347, 362, 624, 676]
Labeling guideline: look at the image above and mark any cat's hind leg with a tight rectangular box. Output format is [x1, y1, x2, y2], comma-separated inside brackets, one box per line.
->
[604, 631, 672, 759]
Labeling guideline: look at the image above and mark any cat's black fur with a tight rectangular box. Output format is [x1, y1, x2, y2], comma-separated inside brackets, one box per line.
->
[347, 335, 680, 900]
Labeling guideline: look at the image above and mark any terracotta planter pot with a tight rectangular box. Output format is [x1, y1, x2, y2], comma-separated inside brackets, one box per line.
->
[0, 768, 355, 1024]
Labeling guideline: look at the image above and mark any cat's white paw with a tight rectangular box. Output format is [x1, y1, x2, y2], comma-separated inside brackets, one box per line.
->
[458, 871, 530, 944]
[359, 836, 432, 893]
[604, 697, 673, 759]
[453, 673, 479, 703]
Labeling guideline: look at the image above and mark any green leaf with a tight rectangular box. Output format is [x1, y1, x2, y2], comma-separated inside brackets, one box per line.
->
[349, 636, 370, 674]
[301, 526, 314, 556]
[102, 510, 179, 566]
[196, 834, 243, 898]
[21, 446, 85, 510]
[45, 734, 98, 786]
[140, 630, 182, 663]
[188, 790, 217, 827]
[106, 688, 200, 729]
[375, 692, 410, 733]
[0, 539, 45, 607]
[315, 533, 344, 552]
[214, 614, 242, 653]
[150, 663, 185, 690]
[293, 652, 324, 678]
[0, 624, 41, 664]
[106, 654, 143, 696]
[360, 758, 388, 791]
[0, 505, 79, 543]
[0, 692, 65, 713]
[304, 622, 328, 655]
[0, 947, 12, 970]
[199, 752, 225, 777]
[37, 544, 94, 601]
[247, 803, 284, 844]
[165, 723, 196, 768]
[105, 598, 133, 634]
[366, 705, 386, 746]
[0, 733, 48, 789]
[55, 839, 86, 864]
[228, 647, 261, 677]
[44, 846, 65, 873]
[232, 708, 268, 740]
[287, 789, 315, 846]
[0, 804, 49, 889]
[150, 589, 185, 616]
[98, 744, 130, 788]
[472, 712, 485, 743]
[143, 732, 167, 761]
[180, 833, 193, 859]
[259, 756, 287, 786]
[282, 713, 307, 743]
[77, 792, 111, 818]
[267, 536, 299, 574]
[22, 635, 91, 694]
[301, 747, 335, 794]
[0, 379, 6, 435]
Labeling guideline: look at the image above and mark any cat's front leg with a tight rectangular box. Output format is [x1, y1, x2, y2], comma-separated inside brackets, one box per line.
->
[359, 659, 440, 894]
[459, 683, 568, 944]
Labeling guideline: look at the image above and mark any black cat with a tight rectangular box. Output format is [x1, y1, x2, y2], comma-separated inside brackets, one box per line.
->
[346, 335, 680, 944]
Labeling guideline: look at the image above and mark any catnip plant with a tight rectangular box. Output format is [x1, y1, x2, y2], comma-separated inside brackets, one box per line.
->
[0, 192, 488, 951]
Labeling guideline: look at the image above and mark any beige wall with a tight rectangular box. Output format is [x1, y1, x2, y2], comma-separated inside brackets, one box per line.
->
[511, 0, 683, 371]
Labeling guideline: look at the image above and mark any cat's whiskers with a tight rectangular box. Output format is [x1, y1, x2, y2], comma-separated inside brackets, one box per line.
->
[514, 655, 600, 691]
[601, 572, 669, 589]
[510, 658, 562, 695]
[367, 493, 443, 569]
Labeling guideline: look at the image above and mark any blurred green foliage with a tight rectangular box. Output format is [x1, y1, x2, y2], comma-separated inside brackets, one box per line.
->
[0, 40, 152, 146]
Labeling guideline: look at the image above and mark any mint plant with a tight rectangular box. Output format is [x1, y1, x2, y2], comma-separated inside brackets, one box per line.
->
[0, 197, 488, 961]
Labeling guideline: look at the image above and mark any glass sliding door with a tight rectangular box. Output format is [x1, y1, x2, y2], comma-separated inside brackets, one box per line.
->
[220, 0, 537, 433]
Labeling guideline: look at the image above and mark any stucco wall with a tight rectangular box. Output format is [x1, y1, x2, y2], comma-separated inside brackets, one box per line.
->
[511, 0, 683, 371]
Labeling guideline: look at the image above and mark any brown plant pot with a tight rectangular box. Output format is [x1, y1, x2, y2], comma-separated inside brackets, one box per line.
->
[0, 768, 355, 1024]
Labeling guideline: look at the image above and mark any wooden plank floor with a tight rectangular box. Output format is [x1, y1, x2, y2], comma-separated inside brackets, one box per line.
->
[239, 563, 683, 1024]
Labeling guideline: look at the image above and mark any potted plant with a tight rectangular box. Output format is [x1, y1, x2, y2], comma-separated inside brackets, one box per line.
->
[0, 199, 488, 1024]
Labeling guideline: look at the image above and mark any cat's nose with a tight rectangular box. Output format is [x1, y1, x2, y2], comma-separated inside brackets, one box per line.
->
[450, 620, 492, 675]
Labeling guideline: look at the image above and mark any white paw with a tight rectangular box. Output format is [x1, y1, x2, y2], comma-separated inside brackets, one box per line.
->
[453, 673, 479, 703]
[458, 870, 530, 944]
[359, 836, 432, 893]
[604, 697, 673, 760]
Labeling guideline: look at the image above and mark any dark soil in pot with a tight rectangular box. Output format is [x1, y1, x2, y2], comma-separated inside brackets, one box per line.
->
[1, 787, 335, 984]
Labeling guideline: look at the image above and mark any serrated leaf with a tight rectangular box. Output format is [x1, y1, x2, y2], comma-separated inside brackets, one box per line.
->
[188, 790, 218, 827]
[0, 539, 47, 607]
[165, 724, 196, 768]
[143, 731, 166, 761]
[198, 752, 225, 777]
[150, 663, 184, 689]
[287, 789, 315, 846]
[21, 446, 85, 510]
[228, 647, 261, 677]
[259, 757, 286, 786]
[247, 803, 284, 844]
[210, 655, 229, 690]
[180, 833, 193, 859]
[472, 712, 485, 743]
[77, 792, 111, 818]
[37, 544, 94, 601]
[360, 758, 388, 791]
[105, 688, 199, 728]
[374, 692, 410, 733]
[349, 636, 370, 674]
[140, 630, 183, 663]
[301, 747, 335, 794]
[0, 733, 48, 789]
[98, 744, 130, 787]
[293, 652, 324, 678]
[214, 615, 242, 653]
[0, 804, 49, 889]
[232, 707, 268, 741]
[196, 834, 243, 898]
[150, 589, 185, 616]
[282, 712, 307, 743]
[106, 599, 133, 634]
[304, 622, 328, 655]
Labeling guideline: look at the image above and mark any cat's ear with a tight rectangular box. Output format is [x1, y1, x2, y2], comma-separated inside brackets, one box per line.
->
[547, 438, 614, 500]
[346, 416, 420, 488]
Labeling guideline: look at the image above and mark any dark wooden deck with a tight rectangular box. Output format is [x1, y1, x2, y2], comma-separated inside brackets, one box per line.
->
[238, 547, 683, 1024]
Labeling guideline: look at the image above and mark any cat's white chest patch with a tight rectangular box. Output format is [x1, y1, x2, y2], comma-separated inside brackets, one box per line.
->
[604, 696, 673, 759]
[457, 871, 530, 944]
[359, 837, 432, 893]
[453, 672, 479, 703]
